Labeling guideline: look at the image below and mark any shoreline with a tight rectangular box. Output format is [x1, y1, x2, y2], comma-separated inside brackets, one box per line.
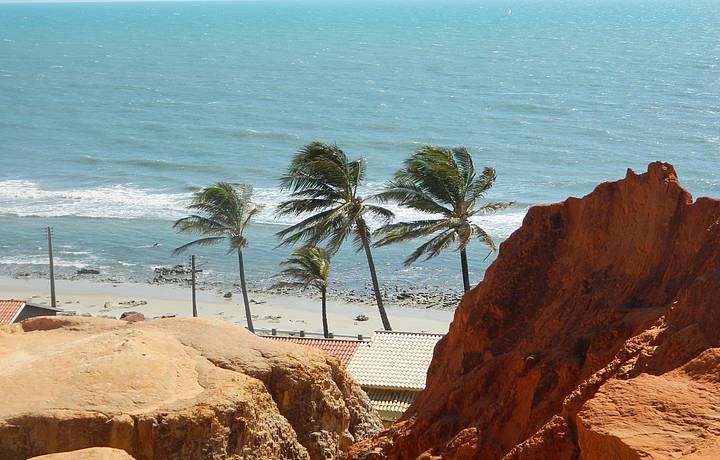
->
[9, 265, 463, 310]
[0, 276, 455, 336]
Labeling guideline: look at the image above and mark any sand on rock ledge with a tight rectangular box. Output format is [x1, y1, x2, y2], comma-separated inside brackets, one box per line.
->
[0, 316, 382, 460]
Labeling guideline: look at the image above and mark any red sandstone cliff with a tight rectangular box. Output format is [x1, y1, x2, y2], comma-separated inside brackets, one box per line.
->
[350, 162, 720, 459]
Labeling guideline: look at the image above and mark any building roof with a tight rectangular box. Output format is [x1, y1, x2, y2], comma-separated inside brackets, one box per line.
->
[264, 336, 367, 366]
[0, 300, 62, 325]
[0, 300, 25, 325]
[347, 330, 444, 391]
[364, 388, 418, 417]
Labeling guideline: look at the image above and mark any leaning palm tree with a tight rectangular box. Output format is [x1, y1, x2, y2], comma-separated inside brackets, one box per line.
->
[276, 142, 393, 330]
[272, 247, 332, 338]
[173, 182, 261, 332]
[374, 146, 512, 292]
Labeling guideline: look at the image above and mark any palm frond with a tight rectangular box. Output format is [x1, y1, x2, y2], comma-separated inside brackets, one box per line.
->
[403, 229, 457, 266]
[467, 167, 497, 201]
[276, 198, 340, 217]
[174, 182, 258, 255]
[363, 204, 395, 224]
[273, 246, 330, 291]
[471, 224, 497, 259]
[471, 201, 514, 215]
[172, 236, 225, 256]
[280, 142, 353, 194]
[173, 215, 228, 235]
[373, 219, 447, 247]
[375, 182, 452, 216]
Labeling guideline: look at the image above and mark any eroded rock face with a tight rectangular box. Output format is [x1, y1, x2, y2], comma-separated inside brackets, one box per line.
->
[575, 348, 720, 460]
[349, 162, 720, 459]
[0, 316, 381, 460]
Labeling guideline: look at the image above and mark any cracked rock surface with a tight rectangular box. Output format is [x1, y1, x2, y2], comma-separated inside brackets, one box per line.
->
[0, 316, 381, 460]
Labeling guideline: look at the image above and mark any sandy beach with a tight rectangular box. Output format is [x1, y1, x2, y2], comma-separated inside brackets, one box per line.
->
[0, 277, 454, 337]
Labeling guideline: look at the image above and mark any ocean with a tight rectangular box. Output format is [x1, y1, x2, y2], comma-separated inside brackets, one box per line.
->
[1, 0, 718, 296]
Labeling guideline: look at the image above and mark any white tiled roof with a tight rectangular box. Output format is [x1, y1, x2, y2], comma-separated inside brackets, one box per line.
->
[347, 330, 443, 390]
[365, 388, 418, 419]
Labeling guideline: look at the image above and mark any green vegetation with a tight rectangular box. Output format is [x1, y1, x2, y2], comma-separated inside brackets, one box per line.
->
[275, 142, 394, 331]
[173, 182, 261, 332]
[374, 146, 512, 292]
[273, 247, 332, 338]
[172, 143, 509, 334]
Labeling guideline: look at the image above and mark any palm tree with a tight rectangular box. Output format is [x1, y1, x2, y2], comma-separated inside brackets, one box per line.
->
[374, 146, 512, 292]
[272, 247, 332, 338]
[173, 182, 261, 332]
[276, 142, 393, 330]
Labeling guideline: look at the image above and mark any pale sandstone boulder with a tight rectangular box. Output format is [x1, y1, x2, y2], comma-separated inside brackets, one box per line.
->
[0, 316, 381, 460]
[29, 447, 136, 459]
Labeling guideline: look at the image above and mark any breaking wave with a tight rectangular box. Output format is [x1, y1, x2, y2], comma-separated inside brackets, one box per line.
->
[0, 179, 527, 239]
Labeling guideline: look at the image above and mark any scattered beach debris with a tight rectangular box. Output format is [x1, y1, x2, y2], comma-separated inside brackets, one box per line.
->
[250, 299, 266, 304]
[77, 268, 101, 275]
[14, 273, 32, 280]
[119, 299, 148, 308]
[354, 314, 369, 322]
[223, 291, 233, 299]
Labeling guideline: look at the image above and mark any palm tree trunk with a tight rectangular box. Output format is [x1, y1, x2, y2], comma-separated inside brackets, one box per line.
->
[237, 250, 255, 333]
[358, 224, 392, 331]
[321, 287, 329, 338]
[460, 247, 471, 292]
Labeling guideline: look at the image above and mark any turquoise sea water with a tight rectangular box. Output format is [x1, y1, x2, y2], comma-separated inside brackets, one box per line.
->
[1, 0, 718, 295]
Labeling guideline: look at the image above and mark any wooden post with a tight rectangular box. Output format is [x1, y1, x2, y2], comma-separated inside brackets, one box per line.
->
[191, 255, 197, 318]
[47, 227, 56, 309]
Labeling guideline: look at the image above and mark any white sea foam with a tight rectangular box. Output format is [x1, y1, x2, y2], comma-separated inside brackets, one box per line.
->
[0, 255, 91, 268]
[0, 180, 526, 239]
[0, 180, 189, 220]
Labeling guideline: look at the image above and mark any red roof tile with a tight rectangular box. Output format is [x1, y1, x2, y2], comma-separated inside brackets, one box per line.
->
[0, 300, 25, 325]
[265, 336, 366, 365]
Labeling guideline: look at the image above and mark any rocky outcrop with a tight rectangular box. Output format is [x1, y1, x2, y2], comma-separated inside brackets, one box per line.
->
[575, 348, 720, 460]
[349, 162, 720, 459]
[0, 316, 381, 460]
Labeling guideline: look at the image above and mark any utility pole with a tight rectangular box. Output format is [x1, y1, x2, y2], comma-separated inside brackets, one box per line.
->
[47, 226, 56, 309]
[191, 255, 197, 317]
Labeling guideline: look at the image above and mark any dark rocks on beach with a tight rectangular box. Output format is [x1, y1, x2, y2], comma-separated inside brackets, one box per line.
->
[354, 314, 369, 322]
[120, 311, 145, 322]
[77, 268, 101, 275]
[151, 264, 198, 285]
[14, 273, 32, 280]
[223, 292, 233, 299]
